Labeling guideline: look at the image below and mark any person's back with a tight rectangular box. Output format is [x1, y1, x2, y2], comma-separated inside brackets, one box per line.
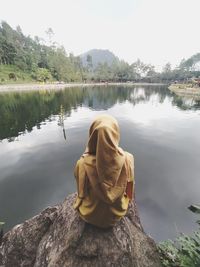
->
[74, 114, 134, 228]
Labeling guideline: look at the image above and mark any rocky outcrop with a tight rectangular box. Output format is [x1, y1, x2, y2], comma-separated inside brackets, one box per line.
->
[0, 193, 161, 267]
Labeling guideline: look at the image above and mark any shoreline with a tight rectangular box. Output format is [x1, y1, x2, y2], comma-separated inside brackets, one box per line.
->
[169, 84, 200, 98]
[0, 82, 165, 93]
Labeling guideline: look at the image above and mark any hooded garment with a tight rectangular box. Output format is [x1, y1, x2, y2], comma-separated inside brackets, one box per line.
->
[74, 114, 134, 228]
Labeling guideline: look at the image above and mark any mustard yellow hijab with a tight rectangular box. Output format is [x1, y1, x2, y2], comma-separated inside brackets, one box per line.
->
[74, 114, 134, 227]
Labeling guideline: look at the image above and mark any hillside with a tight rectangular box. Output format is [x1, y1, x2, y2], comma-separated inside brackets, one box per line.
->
[1, 21, 200, 84]
[0, 21, 83, 83]
[0, 65, 34, 84]
[80, 49, 119, 69]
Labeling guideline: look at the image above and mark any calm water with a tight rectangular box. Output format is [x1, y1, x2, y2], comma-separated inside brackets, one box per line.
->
[0, 85, 200, 241]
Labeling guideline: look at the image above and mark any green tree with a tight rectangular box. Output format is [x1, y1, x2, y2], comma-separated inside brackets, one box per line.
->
[34, 68, 52, 82]
[86, 54, 93, 71]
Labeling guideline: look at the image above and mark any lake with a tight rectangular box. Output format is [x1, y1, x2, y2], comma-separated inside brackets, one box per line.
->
[0, 84, 200, 242]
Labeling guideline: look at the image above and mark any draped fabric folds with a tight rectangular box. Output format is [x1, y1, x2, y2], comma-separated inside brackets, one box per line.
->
[74, 114, 134, 228]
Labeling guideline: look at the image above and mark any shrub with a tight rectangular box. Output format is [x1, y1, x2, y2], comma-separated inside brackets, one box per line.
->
[33, 68, 52, 82]
[158, 204, 200, 267]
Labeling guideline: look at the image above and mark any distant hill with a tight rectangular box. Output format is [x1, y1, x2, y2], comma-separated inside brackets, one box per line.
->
[80, 49, 119, 69]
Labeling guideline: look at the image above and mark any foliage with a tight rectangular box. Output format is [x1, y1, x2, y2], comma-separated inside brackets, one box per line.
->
[33, 68, 52, 82]
[0, 21, 83, 83]
[0, 64, 34, 84]
[1, 21, 200, 84]
[158, 204, 200, 267]
[179, 54, 200, 71]
[159, 232, 200, 267]
[188, 205, 200, 215]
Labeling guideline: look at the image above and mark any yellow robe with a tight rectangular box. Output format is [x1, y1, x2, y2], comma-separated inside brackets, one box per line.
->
[74, 114, 134, 228]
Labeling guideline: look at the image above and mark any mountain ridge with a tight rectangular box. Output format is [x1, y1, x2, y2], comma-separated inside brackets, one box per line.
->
[79, 49, 119, 68]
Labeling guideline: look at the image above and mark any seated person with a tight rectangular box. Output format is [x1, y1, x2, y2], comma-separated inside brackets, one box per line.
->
[74, 114, 134, 228]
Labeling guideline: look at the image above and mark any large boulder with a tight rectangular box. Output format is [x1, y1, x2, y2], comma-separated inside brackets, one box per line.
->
[0, 193, 161, 267]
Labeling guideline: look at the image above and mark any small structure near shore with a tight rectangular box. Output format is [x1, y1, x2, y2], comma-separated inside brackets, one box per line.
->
[0, 193, 161, 267]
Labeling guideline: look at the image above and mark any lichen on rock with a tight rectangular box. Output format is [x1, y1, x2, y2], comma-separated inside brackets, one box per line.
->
[0, 193, 161, 267]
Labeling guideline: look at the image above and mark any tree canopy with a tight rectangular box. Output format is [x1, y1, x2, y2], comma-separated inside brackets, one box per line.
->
[1, 21, 200, 84]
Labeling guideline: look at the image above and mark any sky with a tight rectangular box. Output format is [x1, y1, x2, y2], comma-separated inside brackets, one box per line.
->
[1, 0, 200, 70]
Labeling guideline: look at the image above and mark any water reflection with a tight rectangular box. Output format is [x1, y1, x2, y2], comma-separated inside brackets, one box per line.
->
[1, 85, 199, 142]
[58, 105, 67, 141]
[0, 85, 200, 241]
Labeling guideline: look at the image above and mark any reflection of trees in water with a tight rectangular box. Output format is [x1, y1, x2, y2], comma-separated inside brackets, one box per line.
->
[58, 105, 66, 140]
[1, 85, 199, 141]
[171, 93, 200, 111]
[83, 85, 169, 110]
[0, 88, 84, 141]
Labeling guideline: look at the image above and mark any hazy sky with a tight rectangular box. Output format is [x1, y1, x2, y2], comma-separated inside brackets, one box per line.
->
[1, 0, 200, 69]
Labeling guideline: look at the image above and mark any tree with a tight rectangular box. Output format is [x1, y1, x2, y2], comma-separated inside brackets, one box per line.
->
[45, 28, 54, 46]
[34, 68, 52, 82]
[86, 54, 93, 71]
[162, 62, 171, 73]
[179, 53, 200, 71]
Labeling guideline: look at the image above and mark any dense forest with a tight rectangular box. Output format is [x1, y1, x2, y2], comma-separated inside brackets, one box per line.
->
[0, 21, 200, 84]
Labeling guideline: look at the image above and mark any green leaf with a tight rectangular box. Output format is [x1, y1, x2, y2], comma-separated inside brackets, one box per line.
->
[188, 205, 200, 214]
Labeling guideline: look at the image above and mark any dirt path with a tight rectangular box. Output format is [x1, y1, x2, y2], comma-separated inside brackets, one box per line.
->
[0, 82, 165, 93]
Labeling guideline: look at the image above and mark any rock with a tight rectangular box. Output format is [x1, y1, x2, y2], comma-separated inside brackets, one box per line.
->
[0, 193, 161, 267]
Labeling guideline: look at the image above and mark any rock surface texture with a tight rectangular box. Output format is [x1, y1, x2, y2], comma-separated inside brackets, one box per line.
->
[0, 193, 161, 267]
